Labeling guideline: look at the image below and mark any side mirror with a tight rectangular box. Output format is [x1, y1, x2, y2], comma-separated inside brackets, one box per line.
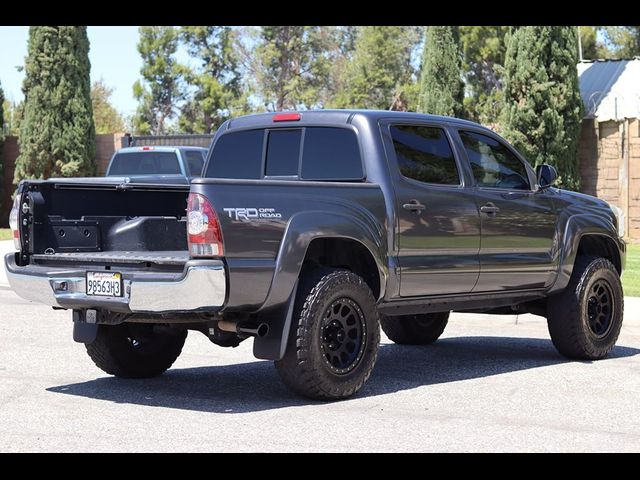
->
[536, 164, 558, 189]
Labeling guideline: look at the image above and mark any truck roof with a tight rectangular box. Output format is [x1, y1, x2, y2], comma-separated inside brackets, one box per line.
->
[226, 109, 485, 131]
[117, 146, 208, 153]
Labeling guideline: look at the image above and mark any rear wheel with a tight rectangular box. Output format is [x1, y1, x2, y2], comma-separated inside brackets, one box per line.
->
[275, 268, 380, 400]
[381, 312, 449, 345]
[547, 256, 623, 360]
[86, 323, 187, 378]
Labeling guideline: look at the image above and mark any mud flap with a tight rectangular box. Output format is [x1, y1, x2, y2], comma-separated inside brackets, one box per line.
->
[253, 279, 298, 361]
[72, 310, 98, 344]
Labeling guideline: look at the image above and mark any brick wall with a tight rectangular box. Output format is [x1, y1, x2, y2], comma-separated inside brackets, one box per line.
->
[578, 117, 640, 240]
[0, 133, 125, 226]
[1, 136, 18, 227]
[629, 119, 640, 240]
[95, 133, 126, 175]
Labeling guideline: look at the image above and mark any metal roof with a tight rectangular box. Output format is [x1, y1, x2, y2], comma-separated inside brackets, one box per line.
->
[578, 59, 640, 121]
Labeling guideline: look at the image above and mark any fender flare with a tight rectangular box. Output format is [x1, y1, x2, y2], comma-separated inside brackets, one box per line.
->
[549, 213, 621, 294]
[252, 211, 387, 360]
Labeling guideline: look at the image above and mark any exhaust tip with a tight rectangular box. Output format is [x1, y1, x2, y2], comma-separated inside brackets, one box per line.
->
[256, 323, 269, 338]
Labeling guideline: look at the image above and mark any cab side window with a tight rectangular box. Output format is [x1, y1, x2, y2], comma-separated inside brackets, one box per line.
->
[390, 125, 460, 185]
[459, 131, 530, 190]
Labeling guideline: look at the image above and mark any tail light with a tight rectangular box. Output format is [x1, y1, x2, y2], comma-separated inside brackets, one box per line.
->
[9, 196, 21, 251]
[187, 193, 224, 257]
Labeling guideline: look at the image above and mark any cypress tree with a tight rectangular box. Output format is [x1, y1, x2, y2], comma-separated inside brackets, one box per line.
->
[418, 26, 465, 117]
[15, 27, 95, 182]
[501, 27, 583, 190]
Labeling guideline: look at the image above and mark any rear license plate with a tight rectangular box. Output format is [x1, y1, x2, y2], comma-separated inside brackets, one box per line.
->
[86, 272, 123, 297]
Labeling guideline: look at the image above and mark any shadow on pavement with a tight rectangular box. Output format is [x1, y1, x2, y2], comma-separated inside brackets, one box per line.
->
[47, 336, 640, 413]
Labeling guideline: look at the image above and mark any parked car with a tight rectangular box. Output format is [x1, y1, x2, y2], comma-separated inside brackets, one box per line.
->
[105, 146, 208, 183]
[6, 110, 626, 400]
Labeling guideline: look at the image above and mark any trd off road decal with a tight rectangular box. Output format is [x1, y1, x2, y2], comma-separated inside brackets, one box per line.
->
[223, 207, 283, 221]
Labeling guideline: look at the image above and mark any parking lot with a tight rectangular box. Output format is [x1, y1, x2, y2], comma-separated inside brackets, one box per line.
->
[1, 273, 640, 452]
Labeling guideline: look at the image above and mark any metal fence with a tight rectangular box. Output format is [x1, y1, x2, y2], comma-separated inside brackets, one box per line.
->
[121, 134, 214, 149]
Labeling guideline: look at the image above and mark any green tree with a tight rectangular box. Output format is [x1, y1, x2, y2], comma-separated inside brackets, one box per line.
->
[579, 26, 598, 59]
[459, 26, 508, 123]
[601, 26, 640, 58]
[418, 26, 464, 117]
[91, 79, 125, 134]
[15, 26, 96, 182]
[501, 26, 584, 190]
[0, 81, 5, 135]
[4, 101, 24, 135]
[323, 26, 360, 109]
[252, 26, 337, 111]
[0, 81, 5, 213]
[178, 26, 246, 134]
[133, 26, 184, 135]
[333, 26, 419, 110]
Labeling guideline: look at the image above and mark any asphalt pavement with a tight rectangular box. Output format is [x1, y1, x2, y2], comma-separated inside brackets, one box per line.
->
[0, 240, 14, 287]
[1, 276, 639, 452]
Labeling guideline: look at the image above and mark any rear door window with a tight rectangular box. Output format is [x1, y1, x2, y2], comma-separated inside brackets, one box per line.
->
[390, 125, 460, 185]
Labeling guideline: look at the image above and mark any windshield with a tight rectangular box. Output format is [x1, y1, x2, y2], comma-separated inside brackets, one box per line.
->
[108, 152, 181, 176]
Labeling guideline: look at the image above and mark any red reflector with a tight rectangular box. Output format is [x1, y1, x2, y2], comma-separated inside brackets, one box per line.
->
[140, 146, 154, 151]
[273, 112, 301, 122]
[13, 230, 19, 239]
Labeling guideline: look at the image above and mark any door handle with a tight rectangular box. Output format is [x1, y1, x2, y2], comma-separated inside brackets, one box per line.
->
[480, 203, 500, 215]
[403, 201, 426, 212]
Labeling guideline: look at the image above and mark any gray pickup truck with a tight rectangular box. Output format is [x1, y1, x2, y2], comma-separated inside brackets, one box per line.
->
[6, 110, 626, 400]
[106, 146, 208, 183]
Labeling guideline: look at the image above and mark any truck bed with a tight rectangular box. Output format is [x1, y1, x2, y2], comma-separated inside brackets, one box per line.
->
[16, 179, 190, 267]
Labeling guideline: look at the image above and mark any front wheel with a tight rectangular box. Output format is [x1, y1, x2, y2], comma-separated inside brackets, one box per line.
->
[275, 269, 380, 400]
[86, 323, 187, 378]
[547, 256, 624, 360]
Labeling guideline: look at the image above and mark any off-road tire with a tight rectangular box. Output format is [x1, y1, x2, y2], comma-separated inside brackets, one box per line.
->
[381, 312, 449, 345]
[275, 268, 380, 400]
[547, 256, 623, 360]
[86, 323, 187, 378]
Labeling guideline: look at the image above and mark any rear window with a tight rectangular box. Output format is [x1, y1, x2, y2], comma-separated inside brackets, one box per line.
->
[108, 152, 181, 176]
[184, 150, 206, 177]
[206, 127, 363, 180]
[266, 130, 301, 176]
[206, 129, 263, 179]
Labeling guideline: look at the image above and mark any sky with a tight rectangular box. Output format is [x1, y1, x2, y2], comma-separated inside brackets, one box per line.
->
[0, 26, 184, 118]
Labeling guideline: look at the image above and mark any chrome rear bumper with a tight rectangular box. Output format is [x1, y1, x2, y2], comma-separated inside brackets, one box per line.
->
[4, 253, 226, 313]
